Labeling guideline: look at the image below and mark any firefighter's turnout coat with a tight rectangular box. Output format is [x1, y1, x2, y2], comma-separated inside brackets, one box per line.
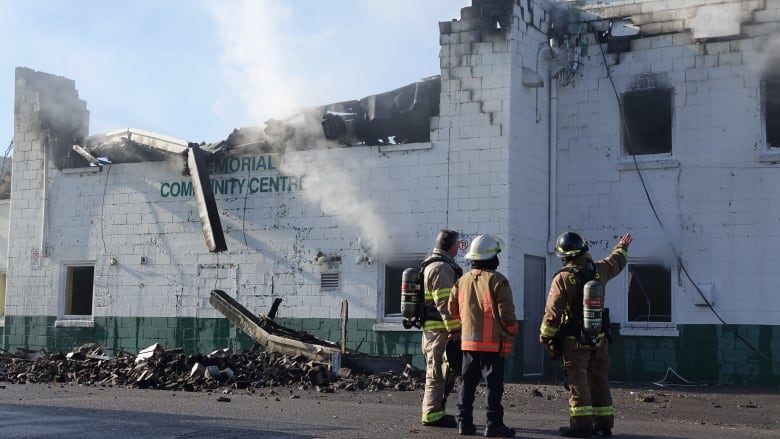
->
[449, 269, 518, 355]
[540, 243, 628, 432]
[420, 248, 462, 425]
[422, 249, 462, 332]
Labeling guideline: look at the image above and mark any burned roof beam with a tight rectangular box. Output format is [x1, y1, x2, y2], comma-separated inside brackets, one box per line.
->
[187, 143, 227, 253]
[72, 144, 101, 166]
[93, 128, 188, 155]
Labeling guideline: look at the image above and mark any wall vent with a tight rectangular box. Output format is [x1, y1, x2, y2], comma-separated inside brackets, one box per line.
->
[320, 272, 340, 291]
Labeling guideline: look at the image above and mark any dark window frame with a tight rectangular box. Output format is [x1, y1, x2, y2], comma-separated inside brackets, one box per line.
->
[764, 79, 780, 148]
[626, 263, 672, 323]
[622, 88, 673, 156]
[380, 255, 424, 319]
[64, 265, 94, 317]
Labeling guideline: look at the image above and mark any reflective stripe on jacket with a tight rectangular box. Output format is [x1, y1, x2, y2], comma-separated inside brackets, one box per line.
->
[540, 245, 628, 345]
[448, 269, 518, 354]
[422, 249, 461, 332]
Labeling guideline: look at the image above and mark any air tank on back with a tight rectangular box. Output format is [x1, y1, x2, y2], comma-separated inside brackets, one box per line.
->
[400, 267, 422, 329]
[582, 280, 604, 342]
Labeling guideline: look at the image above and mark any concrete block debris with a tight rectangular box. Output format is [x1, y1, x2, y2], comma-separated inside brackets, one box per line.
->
[0, 343, 425, 394]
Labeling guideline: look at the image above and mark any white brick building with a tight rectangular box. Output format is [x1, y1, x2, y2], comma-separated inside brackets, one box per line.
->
[2, 0, 778, 385]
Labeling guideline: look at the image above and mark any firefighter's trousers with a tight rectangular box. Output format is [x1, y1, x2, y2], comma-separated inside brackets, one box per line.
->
[560, 339, 613, 432]
[421, 330, 451, 424]
[456, 350, 506, 429]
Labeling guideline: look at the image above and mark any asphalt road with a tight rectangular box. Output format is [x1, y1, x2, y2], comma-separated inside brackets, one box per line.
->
[0, 382, 777, 438]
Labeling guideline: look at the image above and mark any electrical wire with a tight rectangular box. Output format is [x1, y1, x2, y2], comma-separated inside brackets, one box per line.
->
[100, 163, 112, 255]
[596, 33, 778, 366]
[214, 253, 220, 292]
[445, 74, 453, 226]
[242, 165, 250, 248]
[627, 266, 653, 323]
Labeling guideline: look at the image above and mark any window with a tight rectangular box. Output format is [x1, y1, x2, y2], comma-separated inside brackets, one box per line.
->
[627, 263, 671, 323]
[765, 79, 780, 148]
[381, 256, 424, 318]
[622, 89, 673, 156]
[64, 265, 94, 316]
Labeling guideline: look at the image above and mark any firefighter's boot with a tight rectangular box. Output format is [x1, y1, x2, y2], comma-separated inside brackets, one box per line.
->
[558, 426, 593, 438]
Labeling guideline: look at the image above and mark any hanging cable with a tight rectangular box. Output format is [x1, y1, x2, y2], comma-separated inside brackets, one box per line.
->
[100, 164, 112, 255]
[595, 33, 777, 366]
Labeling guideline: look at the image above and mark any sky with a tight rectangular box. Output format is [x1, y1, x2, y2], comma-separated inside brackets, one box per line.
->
[0, 0, 468, 147]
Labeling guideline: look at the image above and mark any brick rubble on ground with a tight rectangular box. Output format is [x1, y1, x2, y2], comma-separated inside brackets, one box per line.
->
[0, 343, 425, 393]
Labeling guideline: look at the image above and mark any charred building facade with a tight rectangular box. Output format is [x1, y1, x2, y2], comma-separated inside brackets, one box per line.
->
[2, 0, 779, 385]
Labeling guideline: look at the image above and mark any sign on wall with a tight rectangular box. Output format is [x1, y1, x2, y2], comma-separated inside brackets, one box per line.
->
[31, 248, 40, 270]
[159, 154, 305, 198]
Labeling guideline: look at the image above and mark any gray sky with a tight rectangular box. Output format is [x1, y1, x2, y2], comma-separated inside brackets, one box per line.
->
[1, 0, 467, 146]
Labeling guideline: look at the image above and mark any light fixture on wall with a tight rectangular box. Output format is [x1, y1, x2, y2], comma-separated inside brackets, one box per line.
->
[355, 236, 374, 266]
[316, 251, 341, 269]
[608, 19, 640, 38]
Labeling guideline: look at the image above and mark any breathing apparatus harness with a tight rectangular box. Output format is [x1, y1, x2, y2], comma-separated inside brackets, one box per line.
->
[401, 255, 462, 329]
[555, 261, 612, 347]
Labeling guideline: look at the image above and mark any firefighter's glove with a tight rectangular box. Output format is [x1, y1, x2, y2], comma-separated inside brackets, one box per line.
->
[539, 335, 561, 359]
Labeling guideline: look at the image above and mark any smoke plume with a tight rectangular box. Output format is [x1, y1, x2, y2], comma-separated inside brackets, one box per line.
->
[280, 153, 399, 257]
[207, 0, 432, 257]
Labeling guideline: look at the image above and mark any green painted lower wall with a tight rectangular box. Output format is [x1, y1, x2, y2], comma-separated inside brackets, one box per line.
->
[608, 324, 780, 386]
[2, 316, 778, 385]
[1, 315, 253, 355]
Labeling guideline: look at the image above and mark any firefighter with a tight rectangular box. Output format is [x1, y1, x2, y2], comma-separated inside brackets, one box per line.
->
[420, 229, 463, 428]
[448, 234, 518, 437]
[540, 231, 632, 438]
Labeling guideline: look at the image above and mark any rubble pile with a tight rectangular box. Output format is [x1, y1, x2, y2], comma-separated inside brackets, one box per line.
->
[0, 343, 425, 393]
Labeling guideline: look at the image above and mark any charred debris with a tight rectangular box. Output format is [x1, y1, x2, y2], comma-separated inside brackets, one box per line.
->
[0, 293, 421, 394]
[0, 342, 424, 394]
[68, 75, 442, 171]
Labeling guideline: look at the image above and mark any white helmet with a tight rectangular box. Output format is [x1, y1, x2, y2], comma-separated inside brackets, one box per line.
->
[465, 234, 503, 261]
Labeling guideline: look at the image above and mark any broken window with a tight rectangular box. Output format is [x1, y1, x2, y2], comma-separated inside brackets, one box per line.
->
[627, 263, 671, 323]
[0, 273, 5, 316]
[382, 257, 424, 318]
[765, 79, 780, 148]
[64, 265, 94, 316]
[622, 89, 673, 155]
[320, 272, 340, 292]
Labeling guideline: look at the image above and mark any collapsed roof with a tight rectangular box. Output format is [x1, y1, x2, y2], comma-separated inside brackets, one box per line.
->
[77, 75, 442, 167]
[65, 76, 442, 254]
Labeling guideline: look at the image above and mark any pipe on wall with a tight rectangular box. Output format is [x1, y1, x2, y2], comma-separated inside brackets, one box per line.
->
[547, 76, 559, 254]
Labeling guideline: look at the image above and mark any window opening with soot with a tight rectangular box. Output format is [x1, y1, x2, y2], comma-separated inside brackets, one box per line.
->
[622, 89, 673, 156]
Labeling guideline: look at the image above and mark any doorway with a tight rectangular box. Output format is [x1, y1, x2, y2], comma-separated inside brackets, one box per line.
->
[522, 255, 546, 377]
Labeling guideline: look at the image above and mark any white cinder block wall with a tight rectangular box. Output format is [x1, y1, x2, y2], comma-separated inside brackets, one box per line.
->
[436, 2, 521, 312]
[507, 0, 558, 268]
[32, 145, 465, 322]
[7, 1, 778, 383]
[554, 0, 780, 327]
[8, 70, 89, 319]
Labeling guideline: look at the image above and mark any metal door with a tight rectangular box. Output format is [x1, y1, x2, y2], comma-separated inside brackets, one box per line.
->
[522, 255, 546, 376]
